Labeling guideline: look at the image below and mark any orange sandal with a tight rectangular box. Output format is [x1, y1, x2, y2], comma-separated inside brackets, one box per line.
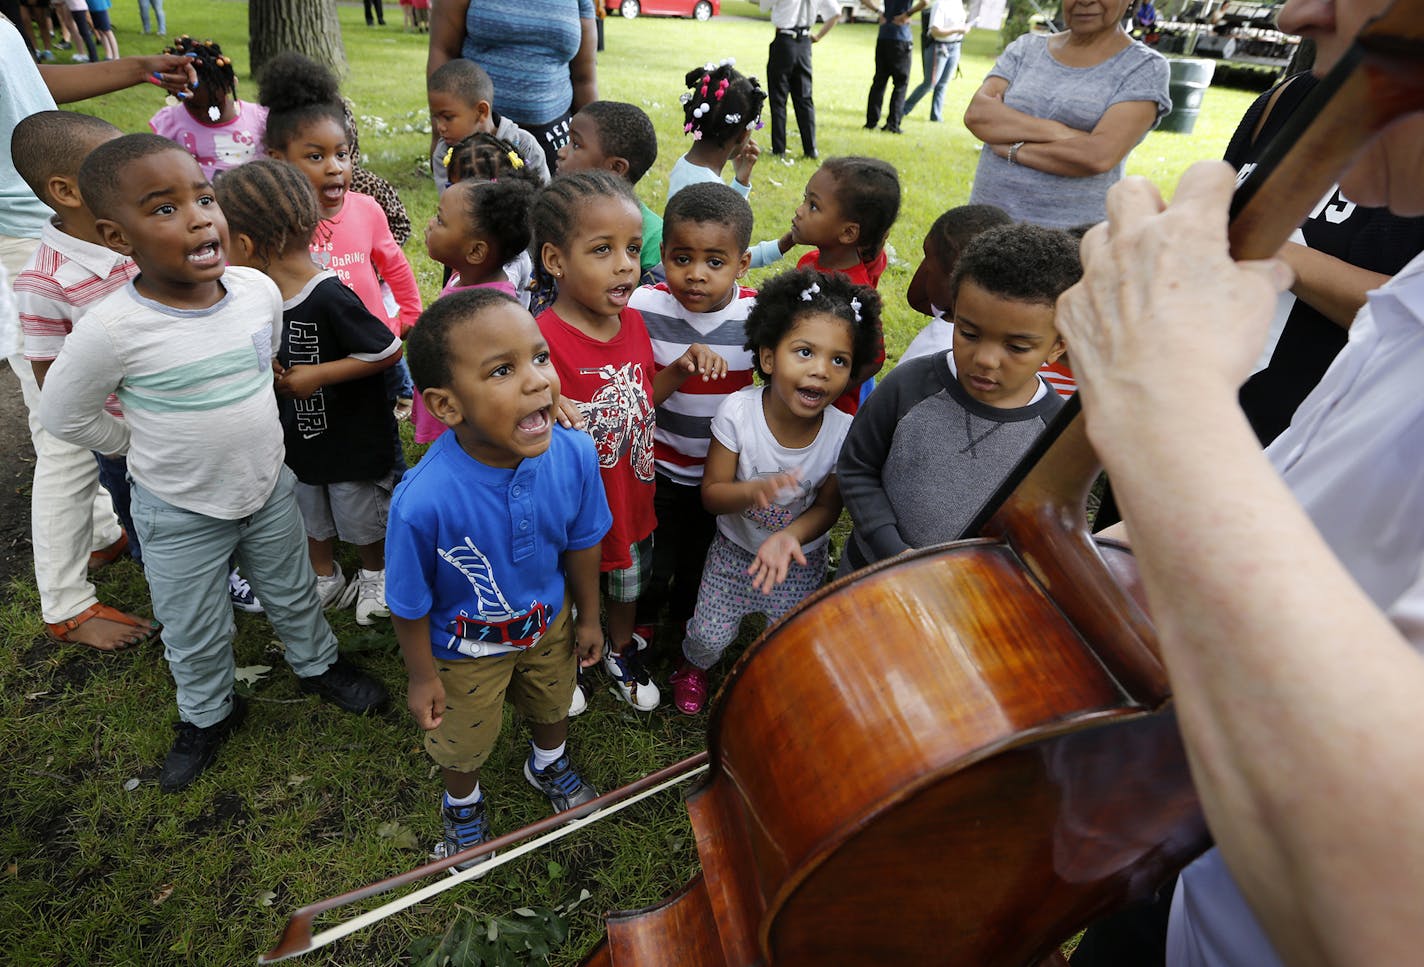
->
[45, 602, 159, 652]
[87, 532, 130, 572]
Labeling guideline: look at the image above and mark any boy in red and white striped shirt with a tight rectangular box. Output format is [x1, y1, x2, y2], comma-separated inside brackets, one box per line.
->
[629, 182, 758, 649]
[11, 110, 157, 652]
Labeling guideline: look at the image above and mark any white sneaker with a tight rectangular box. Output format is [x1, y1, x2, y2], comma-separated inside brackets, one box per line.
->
[228, 568, 263, 614]
[567, 666, 590, 717]
[338, 568, 389, 625]
[314, 562, 347, 609]
[604, 644, 660, 712]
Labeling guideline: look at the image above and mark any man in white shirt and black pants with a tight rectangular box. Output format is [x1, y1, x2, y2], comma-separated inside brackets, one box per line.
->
[761, 0, 841, 160]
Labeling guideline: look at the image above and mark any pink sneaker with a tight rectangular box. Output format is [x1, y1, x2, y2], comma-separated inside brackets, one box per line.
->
[668, 663, 708, 715]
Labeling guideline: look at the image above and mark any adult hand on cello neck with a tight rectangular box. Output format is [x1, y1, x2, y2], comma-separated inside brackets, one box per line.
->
[1059, 163, 1292, 445]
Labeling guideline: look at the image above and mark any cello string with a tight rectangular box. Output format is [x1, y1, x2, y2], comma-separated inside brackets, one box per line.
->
[284, 763, 711, 961]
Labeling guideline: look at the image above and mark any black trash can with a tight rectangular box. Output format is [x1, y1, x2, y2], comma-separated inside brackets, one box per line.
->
[1160, 57, 1216, 134]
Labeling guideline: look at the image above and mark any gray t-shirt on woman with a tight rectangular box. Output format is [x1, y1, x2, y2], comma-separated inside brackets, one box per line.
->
[967, 34, 1170, 229]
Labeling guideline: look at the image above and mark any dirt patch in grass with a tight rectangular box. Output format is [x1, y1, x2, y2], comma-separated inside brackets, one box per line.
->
[183, 792, 251, 837]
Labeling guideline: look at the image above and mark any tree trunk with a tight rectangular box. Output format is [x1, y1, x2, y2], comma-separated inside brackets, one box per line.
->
[249, 0, 347, 79]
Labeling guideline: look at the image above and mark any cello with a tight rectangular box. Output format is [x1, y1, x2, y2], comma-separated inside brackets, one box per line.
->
[260, 2, 1424, 960]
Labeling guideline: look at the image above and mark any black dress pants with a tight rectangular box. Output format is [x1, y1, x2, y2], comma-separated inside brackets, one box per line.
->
[866, 39, 914, 131]
[767, 32, 817, 156]
[364, 0, 384, 24]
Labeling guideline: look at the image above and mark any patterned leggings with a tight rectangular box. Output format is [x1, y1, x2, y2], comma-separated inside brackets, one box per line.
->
[682, 533, 828, 670]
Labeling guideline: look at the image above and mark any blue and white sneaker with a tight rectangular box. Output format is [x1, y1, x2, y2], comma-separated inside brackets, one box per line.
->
[228, 568, 263, 614]
[432, 794, 494, 874]
[604, 643, 660, 712]
[524, 745, 598, 812]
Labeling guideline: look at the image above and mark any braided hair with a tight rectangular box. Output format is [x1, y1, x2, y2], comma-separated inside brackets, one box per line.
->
[679, 60, 766, 148]
[817, 156, 902, 264]
[213, 159, 322, 266]
[529, 169, 639, 260]
[744, 268, 881, 381]
[258, 52, 346, 152]
[446, 132, 541, 188]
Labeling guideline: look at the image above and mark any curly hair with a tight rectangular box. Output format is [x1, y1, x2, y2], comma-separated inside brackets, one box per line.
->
[257, 52, 346, 152]
[529, 169, 639, 258]
[12, 110, 120, 206]
[446, 177, 537, 265]
[163, 36, 239, 102]
[214, 159, 321, 265]
[744, 268, 881, 381]
[77, 133, 191, 221]
[576, 101, 658, 185]
[680, 60, 766, 149]
[664, 182, 753, 252]
[406, 288, 523, 391]
[816, 157, 902, 264]
[950, 224, 1083, 306]
[446, 132, 542, 188]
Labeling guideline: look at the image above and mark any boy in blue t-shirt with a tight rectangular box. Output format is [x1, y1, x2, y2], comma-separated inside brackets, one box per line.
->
[387, 289, 610, 866]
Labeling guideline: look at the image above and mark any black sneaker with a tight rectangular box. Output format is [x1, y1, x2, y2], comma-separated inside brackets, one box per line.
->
[431, 795, 495, 873]
[159, 694, 246, 793]
[297, 657, 389, 714]
[524, 744, 598, 812]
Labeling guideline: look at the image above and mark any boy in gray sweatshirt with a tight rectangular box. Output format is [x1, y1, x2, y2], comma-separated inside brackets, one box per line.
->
[838, 224, 1080, 569]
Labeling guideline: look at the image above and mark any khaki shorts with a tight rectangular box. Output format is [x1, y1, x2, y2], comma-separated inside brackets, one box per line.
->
[423, 596, 575, 772]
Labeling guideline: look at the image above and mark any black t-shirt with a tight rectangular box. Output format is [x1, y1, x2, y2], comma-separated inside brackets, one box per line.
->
[278, 272, 400, 485]
[1226, 72, 1424, 445]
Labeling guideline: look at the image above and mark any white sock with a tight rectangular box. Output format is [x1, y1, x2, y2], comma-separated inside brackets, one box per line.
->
[531, 741, 565, 771]
[359, 568, 384, 579]
[445, 784, 481, 807]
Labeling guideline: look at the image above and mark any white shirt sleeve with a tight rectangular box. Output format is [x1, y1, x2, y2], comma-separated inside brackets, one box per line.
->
[38, 308, 130, 456]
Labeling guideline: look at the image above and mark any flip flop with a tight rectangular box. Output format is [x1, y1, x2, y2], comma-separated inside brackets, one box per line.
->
[45, 602, 160, 652]
[87, 532, 130, 572]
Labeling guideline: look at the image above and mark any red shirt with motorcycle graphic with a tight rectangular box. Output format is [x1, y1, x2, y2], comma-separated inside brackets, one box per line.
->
[538, 306, 657, 571]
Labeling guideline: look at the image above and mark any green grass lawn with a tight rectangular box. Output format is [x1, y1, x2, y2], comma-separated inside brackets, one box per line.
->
[2, 3, 1260, 963]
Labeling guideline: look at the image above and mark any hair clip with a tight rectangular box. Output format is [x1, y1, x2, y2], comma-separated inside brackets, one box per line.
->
[693, 130, 703, 141]
[679, 92, 692, 105]
[684, 122, 695, 133]
[704, 62, 716, 72]
[850, 297, 863, 323]
[700, 84, 708, 98]
[800, 283, 820, 302]
[720, 57, 736, 67]
[746, 118, 757, 130]
[208, 106, 221, 122]
[442, 146, 454, 168]
[507, 150, 524, 170]
[725, 113, 741, 124]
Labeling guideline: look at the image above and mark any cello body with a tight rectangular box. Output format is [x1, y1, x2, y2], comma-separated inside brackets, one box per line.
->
[590, 421, 1209, 966]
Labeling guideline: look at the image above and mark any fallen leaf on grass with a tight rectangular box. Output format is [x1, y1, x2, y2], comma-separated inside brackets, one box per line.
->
[5, 862, 17, 877]
[376, 820, 419, 850]
[256, 889, 277, 907]
[234, 665, 272, 686]
[151, 883, 174, 906]
[286, 774, 309, 788]
[24, 691, 49, 700]
[123, 778, 141, 792]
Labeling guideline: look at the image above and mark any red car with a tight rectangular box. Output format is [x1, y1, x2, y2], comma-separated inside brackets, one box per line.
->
[606, 0, 718, 19]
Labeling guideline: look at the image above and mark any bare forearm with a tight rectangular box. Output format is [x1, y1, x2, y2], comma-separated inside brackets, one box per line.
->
[1010, 135, 1124, 177]
[40, 59, 151, 103]
[1088, 390, 1424, 967]
[1278, 241, 1387, 330]
[563, 544, 602, 624]
[964, 94, 1082, 145]
[393, 614, 437, 681]
[570, 19, 599, 111]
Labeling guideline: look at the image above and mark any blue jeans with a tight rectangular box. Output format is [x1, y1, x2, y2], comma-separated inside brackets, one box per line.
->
[130, 466, 339, 727]
[94, 452, 140, 562]
[136, 0, 164, 33]
[904, 40, 961, 122]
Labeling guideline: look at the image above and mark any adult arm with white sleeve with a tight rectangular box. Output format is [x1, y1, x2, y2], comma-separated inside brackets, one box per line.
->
[1056, 162, 1424, 967]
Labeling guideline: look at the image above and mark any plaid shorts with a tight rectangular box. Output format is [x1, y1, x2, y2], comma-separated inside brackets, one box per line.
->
[603, 536, 653, 604]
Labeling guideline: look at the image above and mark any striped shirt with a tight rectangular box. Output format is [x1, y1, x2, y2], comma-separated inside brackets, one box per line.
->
[16, 220, 139, 419]
[630, 283, 757, 486]
[38, 267, 286, 519]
